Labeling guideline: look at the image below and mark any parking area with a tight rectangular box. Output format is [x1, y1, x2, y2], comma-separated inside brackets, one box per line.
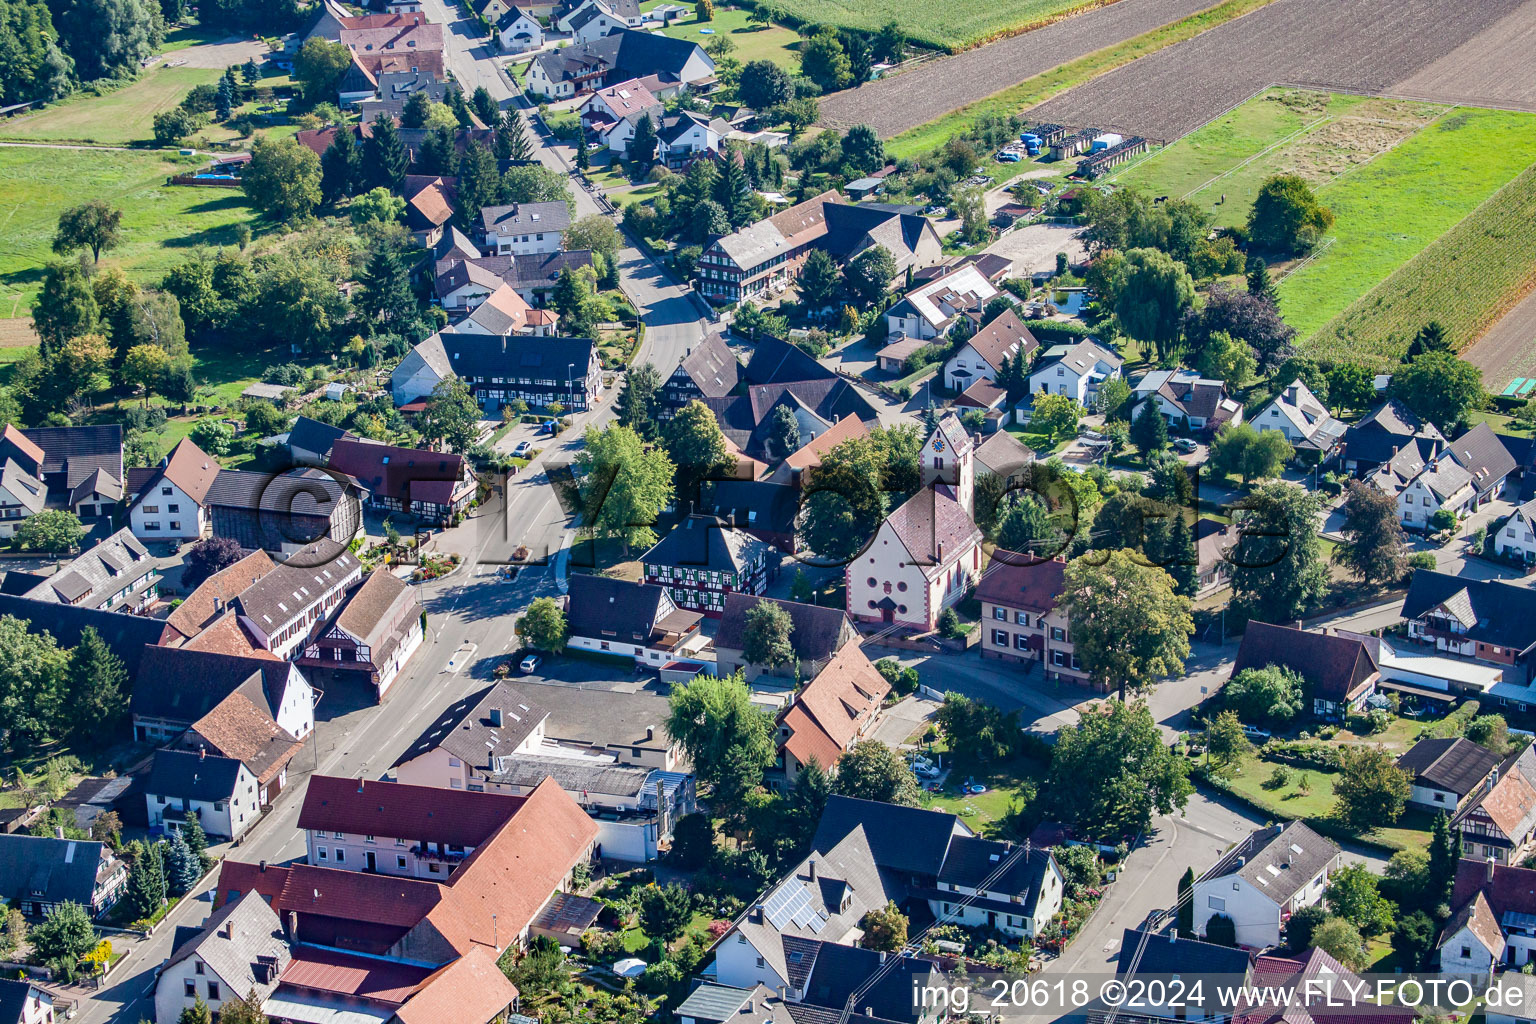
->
[981, 223, 1087, 275]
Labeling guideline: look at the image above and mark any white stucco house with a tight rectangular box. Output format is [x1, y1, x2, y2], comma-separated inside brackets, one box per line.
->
[885, 264, 997, 343]
[942, 309, 1038, 393]
[127, 437, 221, 542]
[564, 575, 707, 666]
[1193, 821, 1341, 950]
[153, 892, 288, 1024]
[557, 0, 644, 33]
[1499, 499, 1536, 563]
[479, 201, 571, 255]
[1249, 378, 1346, 457]
[1027, 338, 1123, 405]
[1398, 457, 1476, 530]
[145, 750, 262, 841]
[496, 9, 544, 51]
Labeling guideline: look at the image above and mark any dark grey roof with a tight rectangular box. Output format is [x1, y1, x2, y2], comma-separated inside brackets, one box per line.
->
[486, 754, 652, 796]
[147, 749, 245, 802]
[676, 332, 740, 398]
[443, 333, 595, 381]
[640, 514, 768, 574]
[1448, 422, 1518, 493]
[799, 942, 939, 1023]
[203, 468, 354, 515]
[706, 480, 799, 536]
[673, 984, 758, 1024]
[810, 795, 967, 878]
[1198, 820, 1340, 906]
[21, 528, 153, 609]
[1397, 737, 1500, 795]
[1402, 570, 1536, 655]
[821, 202, 928, 260]
[130, 647, 296, 726]
[435, 251, 596, 296]
[288, 417, 350, 460]
[479, 201, 572, 236]
[20, 424, 123, 489]
[742, 337, 835, 386]
[0, 459, 45, 515]
[1342, 399, 1444, 467]
[234, 542, 359, 631]
[392, 680, 548, 770]
[565, 575, 670, 643]
[0, 833, 107, 908]
[1230, 621, 1379, 702]
[935, 836, 1054, 901]
[0, 979, 36, 1024]
[1117, 928, 1250, 981]
[0, 593, 170, 675]
[715, 594, 854, 662]
[704, 379, 877, 459]
[163, 890, 289, 999]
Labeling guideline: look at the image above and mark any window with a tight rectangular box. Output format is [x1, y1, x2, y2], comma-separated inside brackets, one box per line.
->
[1015, 634, 1029, 651]
[168, 504, 179, 513]
[207, 983, 220, 1000]
[318, 848, 328, 860]
[365, 835, 376, 843]
[214, 802, 225, 811]
[396, 838, 406, 846]
[143, 505, 160, 514]
[195, 962, 205, 976]
[170, 522, 181, 532]
[161, 487, 173, 496]
[1207, 896, 1226, 911]
[448, 757, 461, 767]
[1050, 626, 1066, 642]
[1434, 792, 1445, 802]
[1461, 946, 1472, 959]
[993, 607, 1006, 620]
[335, 849, 345, 863]
[397, 855, 408, 868]
[333, 831, 344, 839]
[993, 629, 1008, 646]
[185, 981, 197, 998]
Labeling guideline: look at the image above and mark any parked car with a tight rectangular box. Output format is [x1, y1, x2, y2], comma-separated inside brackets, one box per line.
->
[520, 654, 542, 673]
[513, 440, 532, 457]
[924, 205, 947, 217]
[1240, 724, 1271, 740]
[915, 764, 941, 779]
[1171, 438, 1199, 454]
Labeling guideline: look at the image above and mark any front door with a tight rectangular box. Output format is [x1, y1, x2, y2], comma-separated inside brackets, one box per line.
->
[366, 851, 377, 873]
[881, 607, 894, 624]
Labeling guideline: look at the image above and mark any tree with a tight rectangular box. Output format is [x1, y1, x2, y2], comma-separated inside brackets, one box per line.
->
[123, 841, 166, 921]
[217, 990, 269, 1024]
[935, 693, 1023, 763]
[163, 830, 200, 895]
[1286, 903, 1328, 951]
[1333, 744, 1411, 833]
[1114, 248, 1194, 359]
[242, 135, 322, 222]
[181, 535, 244, 589]
[365, 114, 408, 194]
[552, 266, 599, 336]
[1030, 392, 1081, 443]
[577, 423, 676, 552]
[1310, 916, 1367, 972]
[630, 113, 658, 170]
[1131, 402, 1168, 458]
[1245, 256, 1277, 304]
[873, 19, 905, 62]
[1228, 482, 1330, 625]
[1405, 321, 1451, 362]
[1195, 331, 1257, 387]
[690, 199, 731, 242]
[14, 508, 84, 554]
[765, 402, 801, 461]
[500, 108, 534, 162]
[992, 496, 1066, 558]
[320, 126, 363, 203]
[181, 814, 209, 865]
[615, 363, 662, 441]
[1248, 173, 1334, 255]
[843, 245, 897, 306]
[638, 882, 692, 943]
[798, 436, 886, 563]
[1466, 714, 1511, 755]
[797, 249, 841, 310]
[668, 813, 715, 869]
[417, 125, 458, 177]
[859, 901, 908, 951]
[515, 596, 568, 652]
[1203, 914, 1236, 946]
[33, 262, 99, 356]
[738, 59, 793, 110]
[1427, 811, 1461, 913]
[1155, 511, 1199, 599]
[1327, 362, 1376, 413]
[1334, 481, 1407, 585]
[1180, 283, 1296, 374]
[1060, 551, 1192, 702]
[1177, 867, 1195, 936]
[565, 215, 623, 265]
[1324, 863, 1393, 936]
[0, 615, 70, 744]
[1207, 422, 1290, 485]
[666, 672, 775, 804]
[421, 378, 480, 454]
[1392, 909, 1435, 970]
[456, 140, 502, 230]
[471, 85, 498, 125]
[834, 740, 920, 807]
[358, 247, 417, 333]
[189, 419, 233, 457]
[842, 124, 884, 177]
[53, 201, 122, 264]
[29, 899, 97, 967]
[65, 626, 127, 737]
[1391, 350, 1485, 432]
[401, 89, 431, 129]
[1224, 665, 1304, 725]
[1046, 700, 1191, 840]
[741, 601, 794, 670]
[349, 186, 405, 227]
[295, 36, 352, 101]
[1205, 710, 1251, 771]
[663, 399, 732, 511]
[449, 86, 473, 127]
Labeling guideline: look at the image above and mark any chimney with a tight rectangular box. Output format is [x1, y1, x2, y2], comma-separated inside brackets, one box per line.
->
[489, 708, 503, 727]
[937, 540, 945, 562]
[1488, 856, 1497, 883]
[199, 747, 206, 761]
[752, 903, 764, 923]
[1170, 931, 1177, 944]
[259, 860, 268, 872]
[55, 826, 65, 840]
[646, 726, 655, 741]
[807, 858, 816, 882]
[285, 910, 297, 942]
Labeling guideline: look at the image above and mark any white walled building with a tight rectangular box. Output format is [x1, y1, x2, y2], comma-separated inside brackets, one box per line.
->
[479, 201, 571, 255]
[1192, 821, 1341, 950]
[1499, 499, 1536, 563]
[145, 750, 261, 841]
[127, 437, 221, 542]
[153, 892, 287, 1024]
[1027, 338, 1123, 406]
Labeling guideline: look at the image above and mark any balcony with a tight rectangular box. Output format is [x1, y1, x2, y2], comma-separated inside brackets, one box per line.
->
[410, 844, 469, 864]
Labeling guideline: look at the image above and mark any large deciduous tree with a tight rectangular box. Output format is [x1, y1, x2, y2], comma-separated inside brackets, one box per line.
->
[1180, 284, 1295, 374]
[1248, 173, 1334, 255]
[576, 423, 674, 552]
[420, 378, 480, 454]
[1333, 744, 1410, 833]
[1113, 248, 1194, 360]
[241, 135, 322, 223]
[1060, 550, 1192, 702]
[842, 245, 897, 306]
[741, 600, 794, 670]
[181, 535, 243, 589]
[294, 37, 352, 101]
[738, 59, 793, 110]
[1046, 699, 1192, 840]
[1227, 481, 1329, 625]
[666, 672, 775, 814]
[53, 201, 122, 263]
[664, 399, 733, 512]
[615, 362, 662, 441]
[516, 596, 568, 652]
[834, 740, 920, 806]
[1390, 350, 1485, 433]
[1334, 480, 1407, 585]
[797, 436, 886, 564]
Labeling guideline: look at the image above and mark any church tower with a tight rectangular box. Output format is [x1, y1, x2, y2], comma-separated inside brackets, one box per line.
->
[921, 413, 975, 517]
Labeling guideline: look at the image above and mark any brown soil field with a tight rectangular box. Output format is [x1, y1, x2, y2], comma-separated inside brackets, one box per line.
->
[1027, 0, 1526, 140]
[1467, 285, 1536, 393]
[0, 319, 38, 349]
[1390, 2, 1536, 110]
[815, 0, 1217, 135]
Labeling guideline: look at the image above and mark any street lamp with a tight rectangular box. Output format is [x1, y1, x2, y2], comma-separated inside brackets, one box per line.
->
[568, 362, 575, 410]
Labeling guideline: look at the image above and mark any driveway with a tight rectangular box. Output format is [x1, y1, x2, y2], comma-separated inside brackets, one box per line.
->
[868, 695, 939, 747]
[982, 223, 1087, 276]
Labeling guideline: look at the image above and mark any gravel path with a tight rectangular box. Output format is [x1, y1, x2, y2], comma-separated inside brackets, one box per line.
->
[1466, 286, 1536, 392]
[1027, 0, 1527, 140]
[815, 0, 1218, 136]
[1389, 1, 1536, 110]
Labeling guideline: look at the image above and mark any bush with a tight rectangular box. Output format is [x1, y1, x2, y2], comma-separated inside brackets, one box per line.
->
[1262, 765, 1292, 790]
[1405, 551, 1437, 576]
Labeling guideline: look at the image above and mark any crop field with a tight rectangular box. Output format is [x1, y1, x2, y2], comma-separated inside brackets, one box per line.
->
[770, 0, 1120, 53]
[1308, 164, 1536, 371]
[1389, 1, 1536, 109]
[0, 66, 225, 146]
[1028, 0, 1524, 142]
[0, 146, 260, 319]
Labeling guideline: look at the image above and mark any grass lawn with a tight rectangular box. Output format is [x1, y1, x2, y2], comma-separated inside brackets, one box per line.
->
[884, 0, 1278, 160]
[917, 747, 1048, 839]
[0, 146, 263, 319]
[611, 184, 663, 209]
[159, 19, 235, 52]
[0, 65, 226, 146]
[1469, 409, 1534, 437]
[641, 3, 802, 69]
[1278, 107, 1536, 342]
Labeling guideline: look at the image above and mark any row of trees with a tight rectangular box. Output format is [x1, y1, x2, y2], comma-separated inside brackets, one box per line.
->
[0, 618, 129, 749]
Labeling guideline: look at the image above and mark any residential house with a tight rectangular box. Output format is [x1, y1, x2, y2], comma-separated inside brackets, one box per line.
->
[175, 690, 306, 811]
[1229, 621, 1380, 720]
[200, 541, 363, 660]
[1397, 455, 1475, 531]
[526, 29, 713, 100]
[127, 437, 222, 542]
[569, 2, 634, 44]
[298, 567, 425, 699]
[1341, 399, 1444, 477]
[704, 479, 799, 551]
[167, 550, 276, 640]
[1234, 947, 1415, 1024]
[391, 332, 602, 414]
[264, 946, 515, 1024]
[660, 332, 740, 418]
[956, 381, 1009, 425]
[1402, 570, 1536, 682]
[1452, 744, 1536, 865]
[557, 0, 642, 32]
[976, 553, 1090, 682]
[675, 984, 785, 1024]
[328, 438, 477, 520]
[1195, 518, 1234, 598]
[1131, 369, 1243, 434]
[214, 774, 597, 957]
[1192, 821, 1342, 949]
[942, 309, 1038, 393]
[357, 69, 446, 122]
[642, 514, 771, 617]
[714, 593, 858, 682]
[1116, 930, 1252, 1022]
[1249, 379, 1346, 457]
[767, 413, 869, 488]
[0, 834, 127, 918]
[1488, 975, 1536, 1024]
[579, 79, 662, 153]
[479, 201, 571, 255]
[884, 264, 998, 343]
[496, 8, 544, 51]
[153, 891, 289, 1024]
[0, 980, 53, 1024]
[0, 455, 44, 540]
[741, 334, 836, 387]
[1440, 857, 1536, 975]
[775, 645, 890, 782]
[1447, 421, 1519, 504]
[657, 110, 730, 168]
[450, 283, 560, 338]
[392, 680, 549, 791]
[563, 574, 706, 667]
[704, 379, 879, 464]
[1396, 737, 1501, 812]
[145, 749, 261, 840]
[20, 528, 159, 612]
[1027, 338, 1123, 406]
[2, 423, 123, 522]
[202, 468, 363, 556]
[129, 646, 316, 743]
[434, 249, 595, 309]
[286, 416, 353, 466]
[337, 20, 446, 102]
[1498, 498, 1536, 563]
[0, 593, 172, 676]
[972, 430, 1036, 490]
[403, 175, 457, 247]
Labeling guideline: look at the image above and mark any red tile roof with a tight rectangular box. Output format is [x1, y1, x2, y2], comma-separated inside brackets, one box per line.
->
[781, 645, 889, 770]
[298, 776, 526, 848]
[279, 946, 435, 1005]
[975, 553, 1067, 613]
[393, 946, 519, 1024]
[0, 424, 45, 468]
[1451, 855, 1536, 919]
[883, 484, 981, 577]
[144, 437, 221, 506]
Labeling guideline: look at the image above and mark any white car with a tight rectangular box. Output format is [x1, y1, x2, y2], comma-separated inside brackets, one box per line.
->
[1240, 723, 1271, 740]
[519, 654, 542, 673]
[513, 441, 532, 457]
[915, 764, 941, 779]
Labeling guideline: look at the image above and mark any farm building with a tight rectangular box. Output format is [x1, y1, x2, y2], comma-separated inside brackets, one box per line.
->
[1077, 137, 1150, 179]
[1050, 130, 1096, 161]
